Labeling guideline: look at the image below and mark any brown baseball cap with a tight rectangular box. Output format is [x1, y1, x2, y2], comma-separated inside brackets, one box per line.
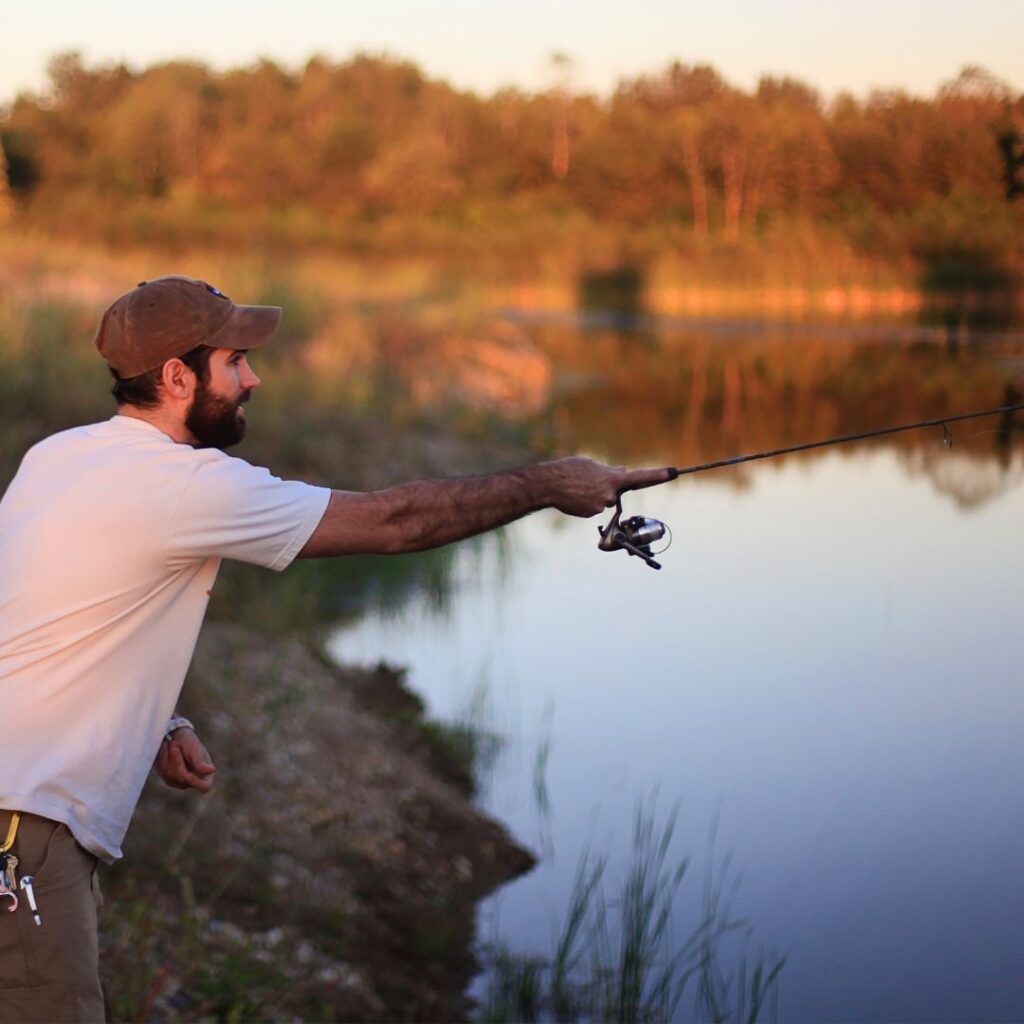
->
[94, 276, 283, 378]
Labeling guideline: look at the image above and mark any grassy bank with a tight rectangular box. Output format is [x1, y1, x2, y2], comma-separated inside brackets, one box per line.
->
[101, 623, 535, 1022]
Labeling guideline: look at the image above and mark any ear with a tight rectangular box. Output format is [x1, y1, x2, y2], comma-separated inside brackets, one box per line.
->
[160, 358, 196, 401]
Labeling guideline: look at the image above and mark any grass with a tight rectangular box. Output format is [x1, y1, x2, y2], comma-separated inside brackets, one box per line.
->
[478, 800, 785, 1024]
[413, 678, 503, 798]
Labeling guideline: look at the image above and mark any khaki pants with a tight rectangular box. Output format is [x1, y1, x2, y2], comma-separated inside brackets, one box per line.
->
[0, 811, 104, 1023]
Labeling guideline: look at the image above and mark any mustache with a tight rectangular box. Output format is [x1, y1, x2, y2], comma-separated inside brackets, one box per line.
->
[237, 390, 253, 407]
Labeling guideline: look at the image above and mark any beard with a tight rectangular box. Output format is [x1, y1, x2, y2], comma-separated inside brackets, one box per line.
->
[186, 383, 251, 450]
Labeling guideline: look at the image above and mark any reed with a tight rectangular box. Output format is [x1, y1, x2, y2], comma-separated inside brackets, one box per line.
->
[478, 801, 785, 1023]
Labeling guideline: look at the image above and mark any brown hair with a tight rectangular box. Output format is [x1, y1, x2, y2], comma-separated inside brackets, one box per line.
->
[109, 345, 215, 409]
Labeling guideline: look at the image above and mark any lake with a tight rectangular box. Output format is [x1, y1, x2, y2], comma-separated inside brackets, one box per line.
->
[330, 318, 1024, 1022]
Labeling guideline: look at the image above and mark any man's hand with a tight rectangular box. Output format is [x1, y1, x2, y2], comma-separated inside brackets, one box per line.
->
[541, 457, 673, 518]
[155, 727, 216, 793]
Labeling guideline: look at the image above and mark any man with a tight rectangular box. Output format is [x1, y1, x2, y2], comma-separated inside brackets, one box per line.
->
[0, 275, 667, 1022]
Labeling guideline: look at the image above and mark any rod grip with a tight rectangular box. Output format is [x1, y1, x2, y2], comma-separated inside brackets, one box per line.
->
[617, 467, 678, 495]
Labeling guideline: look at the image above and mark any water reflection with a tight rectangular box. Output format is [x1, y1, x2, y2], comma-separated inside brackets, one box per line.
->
[333, 436, 1024, 1022]
[518, 317, 1024, 479]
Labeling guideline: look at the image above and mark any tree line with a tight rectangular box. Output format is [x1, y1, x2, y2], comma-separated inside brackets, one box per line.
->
[1, 52, 1022, 278]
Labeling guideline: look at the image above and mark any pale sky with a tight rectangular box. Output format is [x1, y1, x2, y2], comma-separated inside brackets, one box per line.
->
[2, 0, 1022, 107]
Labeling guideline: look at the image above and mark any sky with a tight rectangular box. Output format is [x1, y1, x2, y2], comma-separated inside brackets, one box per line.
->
[2, 0, 1023, 106]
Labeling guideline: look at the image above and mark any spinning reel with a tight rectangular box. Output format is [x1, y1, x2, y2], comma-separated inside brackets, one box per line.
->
[597, 495, 671, 570]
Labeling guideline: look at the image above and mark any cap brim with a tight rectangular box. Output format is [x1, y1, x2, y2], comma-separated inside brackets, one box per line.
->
[205, 304, 282, 351]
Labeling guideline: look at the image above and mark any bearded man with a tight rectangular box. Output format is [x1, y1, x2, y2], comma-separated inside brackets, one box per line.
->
[0, 276, 667, 1022]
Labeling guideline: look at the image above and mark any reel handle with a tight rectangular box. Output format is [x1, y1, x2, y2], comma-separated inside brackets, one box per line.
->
[618, 537, 662, 570]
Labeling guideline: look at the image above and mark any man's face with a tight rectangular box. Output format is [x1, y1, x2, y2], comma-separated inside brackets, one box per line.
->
[185, 348, 261, 450]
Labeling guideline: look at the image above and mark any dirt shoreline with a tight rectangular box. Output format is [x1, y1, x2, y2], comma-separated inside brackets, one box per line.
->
[99, 622, 535, 1022]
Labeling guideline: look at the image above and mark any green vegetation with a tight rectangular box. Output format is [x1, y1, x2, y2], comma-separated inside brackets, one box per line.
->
[1, 55, 1022, 299]
[349, 665, 503, 798]
[423, 681, 505, 799]
[479, 803, 784, 1023]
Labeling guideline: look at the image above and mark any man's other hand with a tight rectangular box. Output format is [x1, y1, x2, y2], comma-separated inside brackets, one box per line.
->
[155, 727, 216, 793]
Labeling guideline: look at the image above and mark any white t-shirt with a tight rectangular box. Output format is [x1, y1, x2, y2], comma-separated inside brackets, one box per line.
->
[0, 415, 331, 862]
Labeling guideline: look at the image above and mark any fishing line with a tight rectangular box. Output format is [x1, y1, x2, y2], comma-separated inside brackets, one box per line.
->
[600, 400, 1024, 571]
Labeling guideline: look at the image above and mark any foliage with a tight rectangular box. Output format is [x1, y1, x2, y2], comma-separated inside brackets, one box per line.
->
[2, 55, 1023, 283]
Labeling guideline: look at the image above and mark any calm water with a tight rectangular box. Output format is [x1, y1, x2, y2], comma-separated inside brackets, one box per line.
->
[331, 325, 1024, 1022]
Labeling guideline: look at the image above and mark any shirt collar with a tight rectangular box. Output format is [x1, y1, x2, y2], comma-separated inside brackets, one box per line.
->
[110, 414, 178, 443]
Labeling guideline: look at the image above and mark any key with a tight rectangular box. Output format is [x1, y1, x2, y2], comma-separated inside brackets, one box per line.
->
[0, 852, 18, 913]
[0, 878, 17, 913]
[19, 876, 40, 926]
[3, 853, 17, 893]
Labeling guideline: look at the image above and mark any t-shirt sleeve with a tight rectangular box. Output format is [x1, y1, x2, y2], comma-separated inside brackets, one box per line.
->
[165, 452, 331, 571]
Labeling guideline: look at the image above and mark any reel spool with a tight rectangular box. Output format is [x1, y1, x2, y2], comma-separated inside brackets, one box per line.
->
[597, 496, 671, 570]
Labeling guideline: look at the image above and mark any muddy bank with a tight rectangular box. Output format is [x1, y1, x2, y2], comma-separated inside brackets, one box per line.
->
[99, 623, 535, 1022]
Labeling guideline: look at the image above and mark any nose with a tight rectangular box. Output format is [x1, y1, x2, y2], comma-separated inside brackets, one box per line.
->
[241, 361, 261, 390]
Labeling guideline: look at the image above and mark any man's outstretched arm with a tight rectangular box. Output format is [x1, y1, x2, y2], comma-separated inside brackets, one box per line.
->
[298, 457, 670, 558]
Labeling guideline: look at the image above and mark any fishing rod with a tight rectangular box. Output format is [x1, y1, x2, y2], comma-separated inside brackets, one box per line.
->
[599, 400, 1024, 570]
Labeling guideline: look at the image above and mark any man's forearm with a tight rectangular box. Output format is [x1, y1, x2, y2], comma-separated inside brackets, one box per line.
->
[371, 470, 547, 550]
[300, 464, 555, 558]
